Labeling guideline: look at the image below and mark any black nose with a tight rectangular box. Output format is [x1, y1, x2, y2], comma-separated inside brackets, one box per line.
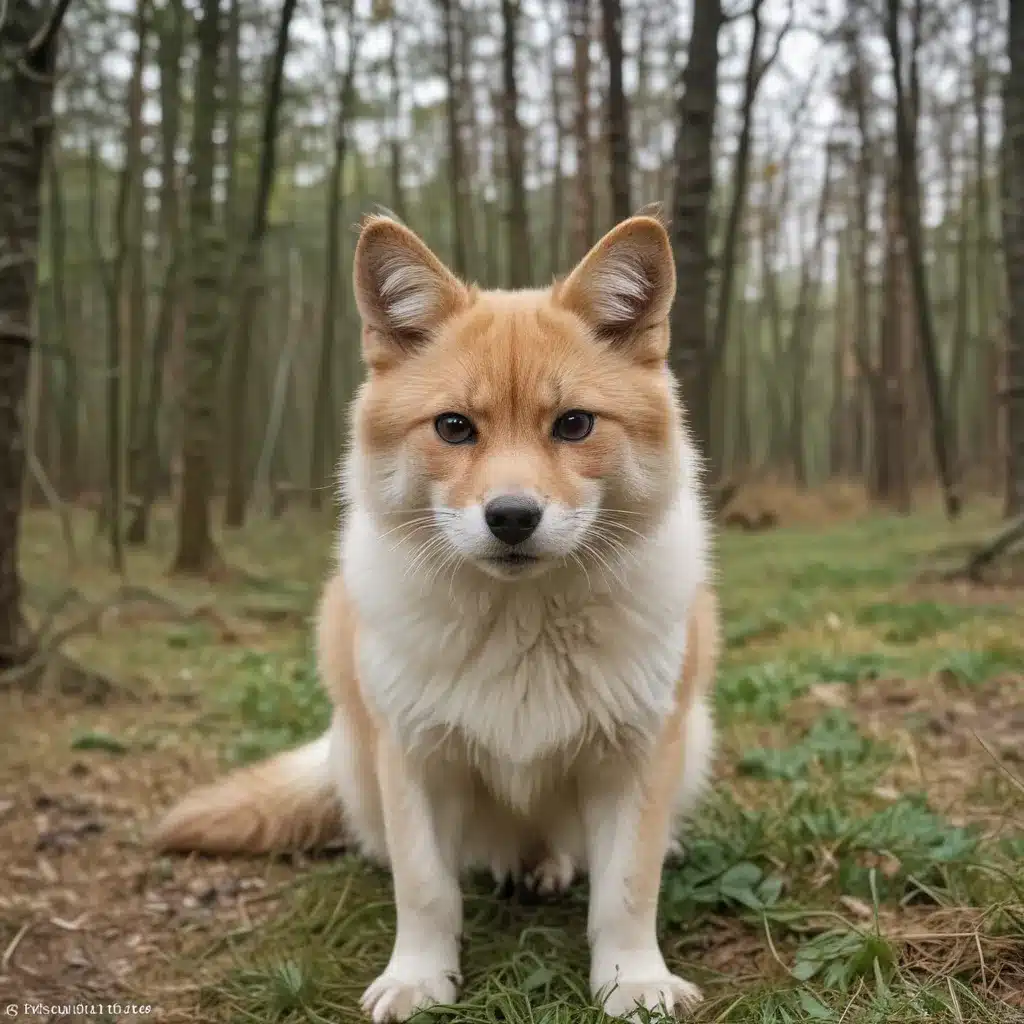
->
[484, 496, 542, 546]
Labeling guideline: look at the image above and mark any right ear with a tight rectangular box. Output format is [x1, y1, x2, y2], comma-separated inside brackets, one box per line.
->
[353, 215, 469, 367]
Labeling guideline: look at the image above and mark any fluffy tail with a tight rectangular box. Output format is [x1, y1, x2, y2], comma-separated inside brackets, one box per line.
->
[152, 731, 343, 855]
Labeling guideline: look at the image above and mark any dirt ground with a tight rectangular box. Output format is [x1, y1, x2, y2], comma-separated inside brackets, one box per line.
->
[2, 499, 1022, 1023]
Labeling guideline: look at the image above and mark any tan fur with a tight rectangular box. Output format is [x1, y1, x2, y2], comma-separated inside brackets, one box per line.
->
[152, 587, 716, 859]
[151, 742, 342, 854]
[154, 212, 719, 1020]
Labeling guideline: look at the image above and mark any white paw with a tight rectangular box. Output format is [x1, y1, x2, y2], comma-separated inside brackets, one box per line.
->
[360, 970, 458, 1022]
[665, 836, 685, 862]
[524, 851, 575, 896]
[599, 974, 703, 1020]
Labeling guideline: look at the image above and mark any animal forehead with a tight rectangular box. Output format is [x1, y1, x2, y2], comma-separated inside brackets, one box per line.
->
[431, 299, 597, 410]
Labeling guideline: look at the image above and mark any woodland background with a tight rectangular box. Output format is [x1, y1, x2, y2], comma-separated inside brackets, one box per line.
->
[1, 2, 1024, 1020]
[1, 0, 1022, 597]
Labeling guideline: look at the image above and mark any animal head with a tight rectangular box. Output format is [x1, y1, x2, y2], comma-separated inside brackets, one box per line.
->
[346, 213, 690, 582]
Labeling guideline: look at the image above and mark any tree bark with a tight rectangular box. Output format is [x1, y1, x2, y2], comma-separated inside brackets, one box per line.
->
[127, 0, 185, 544]
[1004, 0, 1024, 515]
[876, 182, 913, 513]
[173, 0, 224, 573]
[102, 0, 148, 571]
[669, 0, 722, 471]
[970, 0, 999, 489]
[885, 0, 960, 517]
[711, 0, 762, 380]
[387, 12, 406, 222]
[47, 146, 77, 501]
[0, 0, 70, 667]
[501, 0, 530, 287]
[569, 0, 595, 261]
[222, 0, 242, 234]
[438, 0, 469, 276]
[223, 0, 299, 528]
[788, 145, 834, 487]
[599, 0, 630, 222]
[310, 4, 360, 510]
[545, 3, 565, 280]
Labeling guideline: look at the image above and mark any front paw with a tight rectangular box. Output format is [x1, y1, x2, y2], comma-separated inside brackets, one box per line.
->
[598, 973, 703, 1020]
[523, 851, 575, 896]
[360, 969, 458, 1023]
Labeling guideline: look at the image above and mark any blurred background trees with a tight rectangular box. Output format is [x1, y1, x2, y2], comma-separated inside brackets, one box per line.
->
[1, 0, 1022, 623]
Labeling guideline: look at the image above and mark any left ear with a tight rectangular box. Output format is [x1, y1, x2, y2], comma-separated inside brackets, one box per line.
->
[555, 216, 676, 357]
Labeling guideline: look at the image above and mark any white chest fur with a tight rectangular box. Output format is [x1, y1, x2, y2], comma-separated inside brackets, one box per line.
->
[341, 492, 707, 810]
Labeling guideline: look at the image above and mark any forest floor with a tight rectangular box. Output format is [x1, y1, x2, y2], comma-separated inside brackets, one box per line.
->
[2, 498, 1023, 1023]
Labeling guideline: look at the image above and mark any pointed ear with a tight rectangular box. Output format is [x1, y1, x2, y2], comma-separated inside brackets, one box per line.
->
[555, 216, 676, 357]
[353, 215, 469, 366]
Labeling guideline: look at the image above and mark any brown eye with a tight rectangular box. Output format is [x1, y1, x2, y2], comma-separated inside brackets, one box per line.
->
[553, 410, 595, 442]
[435, 413, 476, 445]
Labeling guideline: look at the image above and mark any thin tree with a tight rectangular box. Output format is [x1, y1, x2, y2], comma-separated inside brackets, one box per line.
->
[223, 0, 300, 528]
[501, 0, 530, 285]
[438, 0, 469, 276]
[310, 0, 361, 509]
[788, 142, 835, 487]
[47, 143, 77, 500]
[669, 0, 722, 471]
[885, 0, 959, 517]
[102, 0, 148, 573]
[0, 0, 74, 671]
[1004, 0, 1024, 516]
[543, 1, 565, 279]
[173, 0, 225, 573]
[387, 6, 406, 222]
[128, 0, 186, 544]
[599, 0, 629, 222]
[712, 0, 789, 366]
[569, 0, 595, 260]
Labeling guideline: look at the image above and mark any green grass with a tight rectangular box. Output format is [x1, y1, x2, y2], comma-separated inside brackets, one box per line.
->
[18, 501, 1024, 1022]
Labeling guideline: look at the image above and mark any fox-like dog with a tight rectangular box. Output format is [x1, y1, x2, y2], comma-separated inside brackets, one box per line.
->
[153, 212, 719, 1022]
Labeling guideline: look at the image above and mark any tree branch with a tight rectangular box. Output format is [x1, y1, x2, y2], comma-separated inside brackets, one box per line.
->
[24, 0, 74, 71]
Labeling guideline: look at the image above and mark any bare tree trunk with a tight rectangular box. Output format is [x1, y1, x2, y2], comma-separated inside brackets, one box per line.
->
[711, 0, 786, 382]
[844, 23, 882, 490]
[545, 2, 565, 280]
[885, 0, 959, 517]
[310, 3, 360, 510]
[387, 12, 406, 222]
[760, 187, 787, 468]
[570, 0, 595, 260]
[223, 0, 298, 528]
[1004, 0, 1024, 516]
[173, 0, 224, 573]
[439, 0, 469, 276]
[0, 0, 70, 668]
[101, 0, 148, 573]
[971, 0, 999, 490]
[789, 145, 834, 487]
[876, 184, 913, 514]
[669, 0, 722, 472]
[125, 6, 150, 505]
[222, 0, 242, 233]
[128, 0, 185, 544]
[830, 228, 850, 476]
[599, 0, 630, 222]
[501, 0, 530, 286]
[47, 146, 77, 501]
